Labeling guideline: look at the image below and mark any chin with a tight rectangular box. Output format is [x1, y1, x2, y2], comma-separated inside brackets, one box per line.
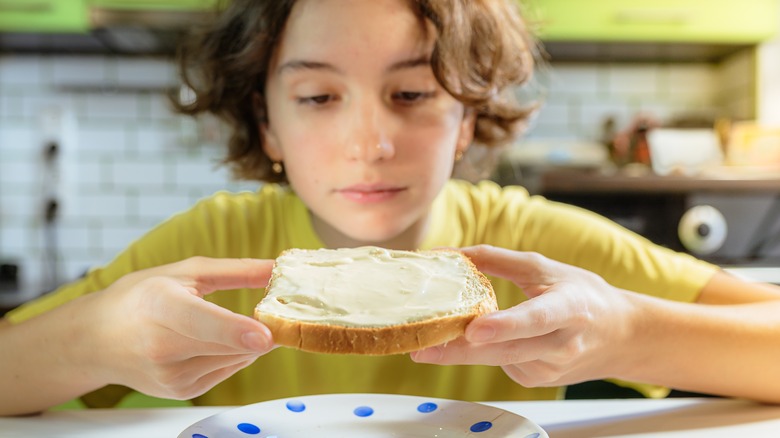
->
[335, 218, 417, 248]
[339, 228, 404, 246]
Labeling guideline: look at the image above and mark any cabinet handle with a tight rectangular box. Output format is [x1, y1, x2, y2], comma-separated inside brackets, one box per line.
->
[0, 1, 53, 13]
[614, 9, 692, 25]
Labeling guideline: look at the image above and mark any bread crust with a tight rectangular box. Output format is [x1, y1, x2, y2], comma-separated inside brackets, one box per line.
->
[254, 248, 497, 355]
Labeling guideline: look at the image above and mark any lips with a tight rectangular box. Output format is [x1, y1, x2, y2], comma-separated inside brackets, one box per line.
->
[337, 184, 406, 204]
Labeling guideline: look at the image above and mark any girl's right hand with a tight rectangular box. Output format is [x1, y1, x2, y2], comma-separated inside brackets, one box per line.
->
[82, 257, 275, 400]
[411, 245, 638, 388]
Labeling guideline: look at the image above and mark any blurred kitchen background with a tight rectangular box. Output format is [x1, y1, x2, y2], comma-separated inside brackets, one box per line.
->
[1, 0, 780, 312]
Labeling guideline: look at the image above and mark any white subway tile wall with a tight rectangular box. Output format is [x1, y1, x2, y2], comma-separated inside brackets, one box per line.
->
[0, 53, 756, 299]
[717, 50, 757, 121]
[524, 56, 753, 142]
[0, 55, 259, 297]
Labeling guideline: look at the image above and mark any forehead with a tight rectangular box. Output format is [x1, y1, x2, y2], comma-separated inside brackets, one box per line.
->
[274, 0, 433, 67]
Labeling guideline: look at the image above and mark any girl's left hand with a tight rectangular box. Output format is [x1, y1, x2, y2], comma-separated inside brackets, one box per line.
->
[410, 245, 641, 388]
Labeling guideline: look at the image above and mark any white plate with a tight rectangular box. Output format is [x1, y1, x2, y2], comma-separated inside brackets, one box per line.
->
[178, 393, 547, 437]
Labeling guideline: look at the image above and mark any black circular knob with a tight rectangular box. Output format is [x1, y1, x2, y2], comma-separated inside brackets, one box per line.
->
[696, 223, 710, 238]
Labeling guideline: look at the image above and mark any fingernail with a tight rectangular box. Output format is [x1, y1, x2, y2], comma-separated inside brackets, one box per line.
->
[469, 325, 495, 342]
[411, 346, 443, 362]
[242, 332, 271, 352]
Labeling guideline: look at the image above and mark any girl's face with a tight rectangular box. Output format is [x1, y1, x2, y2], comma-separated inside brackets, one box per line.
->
[262, 0, 474, 249]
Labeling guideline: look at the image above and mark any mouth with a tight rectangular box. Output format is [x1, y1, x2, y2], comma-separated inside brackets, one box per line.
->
[336, 184, 407, 203]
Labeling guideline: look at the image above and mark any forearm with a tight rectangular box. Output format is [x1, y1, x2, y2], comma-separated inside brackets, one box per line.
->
[0, 297, 106, 416]
[621, 292, 780, 403]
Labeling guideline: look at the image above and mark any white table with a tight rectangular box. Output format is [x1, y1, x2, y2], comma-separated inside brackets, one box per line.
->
[724, 266, 780, 285]
[2, 397, 780, 437]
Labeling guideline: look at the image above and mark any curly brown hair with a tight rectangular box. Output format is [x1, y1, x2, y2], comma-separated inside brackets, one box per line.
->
[173, 0, 537, 183]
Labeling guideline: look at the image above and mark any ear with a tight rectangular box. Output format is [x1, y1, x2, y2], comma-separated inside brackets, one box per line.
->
[456, 108, 477, 155]
[254, 91, 284, 162]
[261, 123, 283, 162]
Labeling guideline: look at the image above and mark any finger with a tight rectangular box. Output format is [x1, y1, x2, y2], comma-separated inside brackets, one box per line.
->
[412, 332, 562, 366]
[142, 257, 275, 296]
[145, 279, 274, 353]
[501, 363, 564, 388]
[460, 245, 567, 292]
[155, 331, 267, 359]
[460, 245, 555, 286]
[159, 356, 257, 401]
[177, 299, 273, 353]
[176, 353, 260, 388]
[500, 364, 536, 387]
[464, 285, 577, 343]
[189, 357, 257, 399]
[192, 257, 274, 295]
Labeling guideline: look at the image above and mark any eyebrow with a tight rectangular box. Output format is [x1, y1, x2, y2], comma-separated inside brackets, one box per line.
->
[387, 55, 431, 72]
[277, 60, 339, 76]
[276, 55, 431, 76]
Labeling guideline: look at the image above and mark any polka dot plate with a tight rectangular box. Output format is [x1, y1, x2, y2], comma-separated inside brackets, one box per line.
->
[178, 393, 547, 437]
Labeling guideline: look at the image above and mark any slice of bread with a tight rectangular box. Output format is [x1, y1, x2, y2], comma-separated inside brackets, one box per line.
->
[254, 246, 497, 355]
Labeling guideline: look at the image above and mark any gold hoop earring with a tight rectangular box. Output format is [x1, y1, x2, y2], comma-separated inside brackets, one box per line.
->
[454, 150, 464, 162]
[272, 161, 283, 174]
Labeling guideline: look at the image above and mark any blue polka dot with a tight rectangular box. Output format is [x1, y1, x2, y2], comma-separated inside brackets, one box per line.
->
[417, 402, 438, 413]
[286, 400, 306, 412]
[236, 422, 261, 434]
[524, 434, 541, 438]
[353, 405, 374, 417]
[470, 421, 493, 432]
[192, 434, 208, 438]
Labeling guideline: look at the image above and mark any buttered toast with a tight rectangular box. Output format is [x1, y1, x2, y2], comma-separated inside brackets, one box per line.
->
[254, 246, 497, 355]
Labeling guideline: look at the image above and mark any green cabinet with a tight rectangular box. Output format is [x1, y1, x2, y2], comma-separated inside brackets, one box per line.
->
[0, 0, 88, 33]
[523, 0, 778, 43]
[0, 0, 221, 33]
[87, 0, 219, 11]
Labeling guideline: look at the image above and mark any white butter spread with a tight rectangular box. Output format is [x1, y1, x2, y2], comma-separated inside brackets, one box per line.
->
[258, 246, 472, 327]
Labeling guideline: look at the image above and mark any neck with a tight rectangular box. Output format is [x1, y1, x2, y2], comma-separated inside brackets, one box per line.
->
[310, 211, 431, 251]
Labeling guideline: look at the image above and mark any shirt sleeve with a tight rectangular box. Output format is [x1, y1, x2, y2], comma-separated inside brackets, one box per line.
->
[5, 202, 207, 325]
[490, 183, 718, 303]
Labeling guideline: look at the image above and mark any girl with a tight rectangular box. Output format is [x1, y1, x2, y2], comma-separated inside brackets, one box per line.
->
[2, 0, 779, 416]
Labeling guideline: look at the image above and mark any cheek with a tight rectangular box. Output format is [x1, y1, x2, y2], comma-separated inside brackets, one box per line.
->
[273, 111, 336, 159]
[265, 84, 334, 158]
[399, 106, 463, 157]
[275, 124, 335, 183]
[283, 150, 324, 198]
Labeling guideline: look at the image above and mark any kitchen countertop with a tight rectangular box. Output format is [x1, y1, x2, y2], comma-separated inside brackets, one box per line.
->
[2, 397, 780, 437]
[724, 266, 780, 284]
[540, 167, 780, 194]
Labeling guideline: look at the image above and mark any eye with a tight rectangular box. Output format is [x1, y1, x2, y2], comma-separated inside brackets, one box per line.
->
[392, 91, 436, 105]
[297, 94, 337, 106]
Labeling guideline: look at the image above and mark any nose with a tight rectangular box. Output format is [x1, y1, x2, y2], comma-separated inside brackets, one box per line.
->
[345, 97, 395, 162]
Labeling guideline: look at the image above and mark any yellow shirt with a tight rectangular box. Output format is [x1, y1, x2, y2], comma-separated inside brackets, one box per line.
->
[6, 179, 717, 406]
